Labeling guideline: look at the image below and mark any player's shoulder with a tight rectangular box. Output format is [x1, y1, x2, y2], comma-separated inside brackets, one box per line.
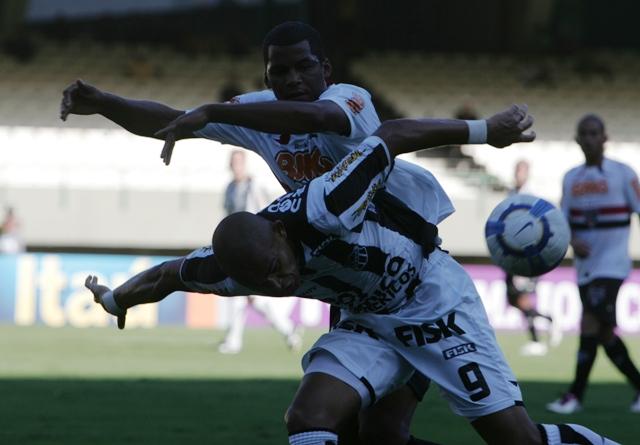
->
[563, 164, 584, 180]
[259, 186, 310, 226]
[605, 157, 636, 174]
[230, 89, 276, 104]
[321, 83, 372, 100]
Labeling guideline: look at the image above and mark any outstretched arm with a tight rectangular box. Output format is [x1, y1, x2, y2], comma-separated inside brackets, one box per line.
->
[155, 100, 349, 165]
[309, 104, 535, 233]
[378, 104, 535, 158]
[60, 80, 189, 139]
[85, 258, 189, 329]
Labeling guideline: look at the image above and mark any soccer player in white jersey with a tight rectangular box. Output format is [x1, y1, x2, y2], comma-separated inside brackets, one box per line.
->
[86, 106, 620, 445]
[546, 114, 640, 415]
[60, 21, 448, 445]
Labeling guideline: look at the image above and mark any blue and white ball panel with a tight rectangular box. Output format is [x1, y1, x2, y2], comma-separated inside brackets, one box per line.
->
[485, 194, 570, 277]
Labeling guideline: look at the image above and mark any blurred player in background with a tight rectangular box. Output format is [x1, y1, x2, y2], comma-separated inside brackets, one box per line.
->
[87, 108, 619, 444]
[0, 206, 25, 254]
[218, 149, 302, 354]
[505, 160, 558, 356]
[547, 114, 640, 414]
[61, 20, 445, 445]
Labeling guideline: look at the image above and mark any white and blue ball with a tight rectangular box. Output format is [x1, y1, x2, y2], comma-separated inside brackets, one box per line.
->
[485, 194, 570, 277]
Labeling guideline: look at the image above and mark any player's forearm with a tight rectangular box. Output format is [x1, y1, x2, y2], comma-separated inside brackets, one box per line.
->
[113, 259, 188, 309]
[99, 93, 186, 138]
[376, 118, 469, 158]
[203, 100, 349, 135]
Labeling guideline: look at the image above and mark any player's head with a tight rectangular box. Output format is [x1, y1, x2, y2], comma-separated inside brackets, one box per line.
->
[212, 212, 301, 296]
[229, 149, 247, 181]
[514, 159, 529, 190]
[262, 21, 331, 101]
[576, 113, 607, 165]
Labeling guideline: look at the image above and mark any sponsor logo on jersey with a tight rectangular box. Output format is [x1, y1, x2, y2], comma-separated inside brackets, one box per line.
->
[345, 93, 365, 114]
[276, 148, 334, 182]
[442, 342, 477, 360]
[351, 179, 384, 220]
[395, 312, 466, 347]
[328, 150, 363, 182]
[571, 180, 608, 196]
[335, 320, 380, 339]
[368, 256, 419, 310]
[267, 187, 305, 214]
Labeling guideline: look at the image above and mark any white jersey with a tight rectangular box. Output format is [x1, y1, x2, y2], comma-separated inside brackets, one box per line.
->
[194, 84, 454, 225]
[561, 157, 640, 285]
[180, 136, 522, 417]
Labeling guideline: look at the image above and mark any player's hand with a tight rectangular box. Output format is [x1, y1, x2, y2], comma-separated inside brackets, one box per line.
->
[154, 106, 211, 165]
[85, 275, 127, 329]
[570, 237, 590, 258]
[60, 80, 105, 121]
[486, 104, 536, 148]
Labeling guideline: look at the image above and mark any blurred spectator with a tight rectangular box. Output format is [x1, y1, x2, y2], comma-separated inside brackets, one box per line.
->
[123, 51, 162, 81]
[218, 150, 302, 354]
[218, 77, 243, 103]
[0, 206, 25, 254]
[504, 160, 560, 357]
[3, 31, 37, 63]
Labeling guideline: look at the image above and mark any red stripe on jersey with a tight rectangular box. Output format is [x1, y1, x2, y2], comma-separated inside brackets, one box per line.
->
[570, 206, 631, 216]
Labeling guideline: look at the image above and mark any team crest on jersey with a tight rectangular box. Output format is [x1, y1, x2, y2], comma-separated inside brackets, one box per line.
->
[345, 93, 365, 114]
[276, 148, 334, 182]
[348, 246, 369, 270]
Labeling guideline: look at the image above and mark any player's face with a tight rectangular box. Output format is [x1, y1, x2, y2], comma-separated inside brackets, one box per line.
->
[576, 119, 606, 164]
[265, 40, 330, 101]
[244, 221, 301, 297]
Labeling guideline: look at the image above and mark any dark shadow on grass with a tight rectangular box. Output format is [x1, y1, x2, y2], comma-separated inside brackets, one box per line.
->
[0, 380, 636, 445]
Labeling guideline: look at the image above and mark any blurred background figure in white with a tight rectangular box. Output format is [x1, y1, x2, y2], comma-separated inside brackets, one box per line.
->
[218, 150, 302, 354]
[0, 206, 25, 254]
[504, 160, 562, 356]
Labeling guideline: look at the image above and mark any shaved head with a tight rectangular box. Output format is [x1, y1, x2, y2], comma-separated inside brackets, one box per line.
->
[212, 212, 301, 296]
[212, 212, 274, 284]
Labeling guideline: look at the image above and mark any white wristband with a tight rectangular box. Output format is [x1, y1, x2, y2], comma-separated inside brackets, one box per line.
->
[102, 291, 124, 316]
[465, 120, 487, 144]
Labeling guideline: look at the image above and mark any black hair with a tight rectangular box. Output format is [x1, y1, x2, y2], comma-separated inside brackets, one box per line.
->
[262, 21, 325, 66]
[577, 113, 606, 133]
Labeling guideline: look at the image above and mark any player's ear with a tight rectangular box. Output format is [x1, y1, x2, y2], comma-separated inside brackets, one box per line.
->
[322, 58, 332, 81]
[273, 220, 287, 238]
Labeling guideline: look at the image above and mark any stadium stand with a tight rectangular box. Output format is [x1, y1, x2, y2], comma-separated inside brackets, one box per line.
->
[1, 42, 639, 255]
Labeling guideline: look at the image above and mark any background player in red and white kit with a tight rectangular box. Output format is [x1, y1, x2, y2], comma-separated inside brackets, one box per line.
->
[547, 114, 640, 414]
[86, 106, 620, 445]
[60, 21, 447, 445]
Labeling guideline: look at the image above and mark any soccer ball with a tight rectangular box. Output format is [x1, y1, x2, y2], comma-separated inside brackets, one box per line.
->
[485, 194, 570, 277]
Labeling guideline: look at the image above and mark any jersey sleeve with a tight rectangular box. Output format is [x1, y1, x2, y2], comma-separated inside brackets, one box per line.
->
[178, 246, 252, 296]
[319, 84, 380, 139]
[192, 89, 276, 150]
[305, 135, 394, 233]
[622, 164, 640, 213]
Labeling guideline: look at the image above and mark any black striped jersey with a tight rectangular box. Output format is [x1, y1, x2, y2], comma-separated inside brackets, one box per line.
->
[561, 157, 640, 284]
[180, 136, 439, 314]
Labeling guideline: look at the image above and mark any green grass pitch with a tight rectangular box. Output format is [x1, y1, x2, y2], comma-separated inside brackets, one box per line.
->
[0, 325, 638, 444]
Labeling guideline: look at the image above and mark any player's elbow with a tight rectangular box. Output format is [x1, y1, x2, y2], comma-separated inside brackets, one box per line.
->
[373, 119, 411, 155]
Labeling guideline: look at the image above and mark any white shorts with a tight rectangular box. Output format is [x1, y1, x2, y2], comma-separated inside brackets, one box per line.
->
[302, 250, 523, 420]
